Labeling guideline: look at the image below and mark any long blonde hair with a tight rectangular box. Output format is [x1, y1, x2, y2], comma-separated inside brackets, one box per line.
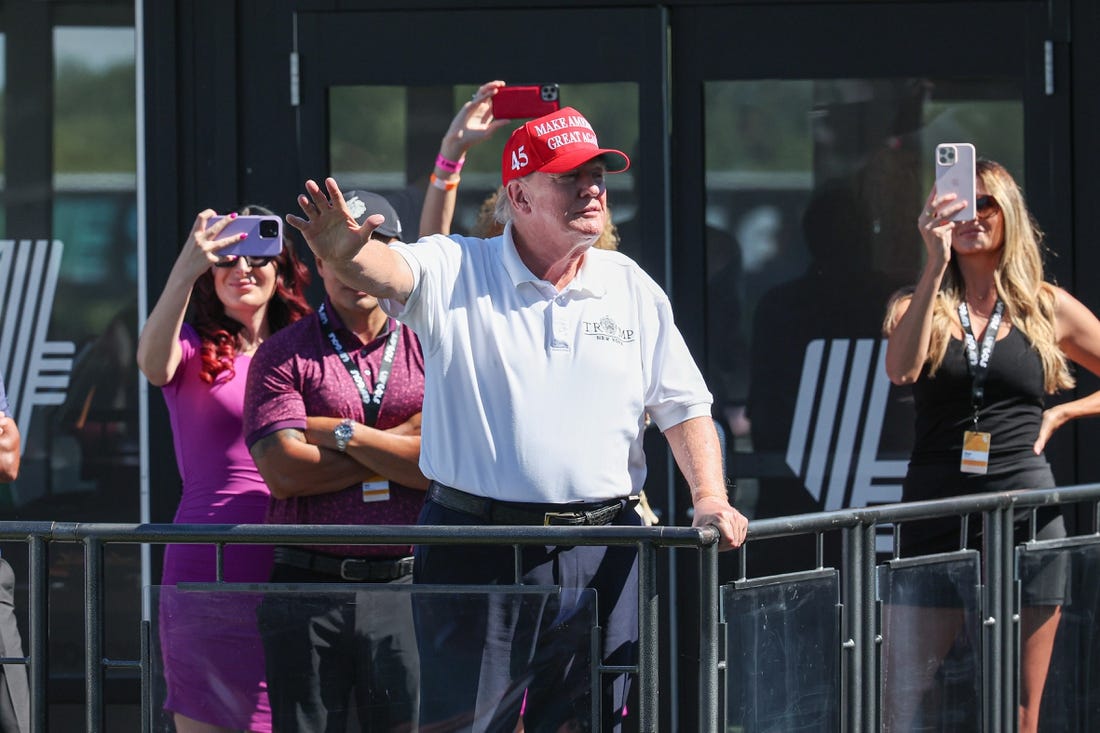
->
[883, 159, 1072, 393]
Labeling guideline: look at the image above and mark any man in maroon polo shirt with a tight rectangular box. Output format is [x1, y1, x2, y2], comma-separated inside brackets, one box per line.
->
[243, 191, 426, 732]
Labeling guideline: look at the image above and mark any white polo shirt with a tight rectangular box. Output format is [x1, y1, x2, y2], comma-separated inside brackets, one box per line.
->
[383, 224, 713, 503]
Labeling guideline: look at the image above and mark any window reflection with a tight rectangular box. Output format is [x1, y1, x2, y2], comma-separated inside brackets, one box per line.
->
[705, 79, 1024, 574]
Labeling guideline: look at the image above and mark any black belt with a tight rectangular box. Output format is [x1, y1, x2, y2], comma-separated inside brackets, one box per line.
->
[427, 482, 636, 526]
[273, 547, 413, 582]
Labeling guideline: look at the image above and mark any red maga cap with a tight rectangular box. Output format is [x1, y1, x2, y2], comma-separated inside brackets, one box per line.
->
[501, 106, 630, 186]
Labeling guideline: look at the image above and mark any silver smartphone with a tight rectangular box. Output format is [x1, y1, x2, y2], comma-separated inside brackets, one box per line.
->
[935, 143, 977, 221]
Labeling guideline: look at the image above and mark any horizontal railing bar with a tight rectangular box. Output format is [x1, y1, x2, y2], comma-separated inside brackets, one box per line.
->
[0, 523, 722, 547]
[3, 484, 1100, 549]
[175, 582, 565, 595]
[750, 483, 1100, 539]
[103, 660, 142, 670]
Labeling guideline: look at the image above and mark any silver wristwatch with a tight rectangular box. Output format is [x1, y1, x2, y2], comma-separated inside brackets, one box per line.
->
[333, 418, 355, 453]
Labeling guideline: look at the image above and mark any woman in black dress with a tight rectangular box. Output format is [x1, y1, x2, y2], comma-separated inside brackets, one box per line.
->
[882, 159, 1100, 732]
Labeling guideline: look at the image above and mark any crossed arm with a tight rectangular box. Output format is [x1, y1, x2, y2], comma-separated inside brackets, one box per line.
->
[249, 412, 427, 500]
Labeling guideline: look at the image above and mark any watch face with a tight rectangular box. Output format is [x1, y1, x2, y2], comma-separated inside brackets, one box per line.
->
[335, 421, 354, 449]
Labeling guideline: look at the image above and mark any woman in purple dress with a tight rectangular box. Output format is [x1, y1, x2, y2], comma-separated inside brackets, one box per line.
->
[137, 208, 310, 732]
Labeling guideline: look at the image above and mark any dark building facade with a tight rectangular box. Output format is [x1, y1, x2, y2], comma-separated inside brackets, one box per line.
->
[2, 0, 1099, 727]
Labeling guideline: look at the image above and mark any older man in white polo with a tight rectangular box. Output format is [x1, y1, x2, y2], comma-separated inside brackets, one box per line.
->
[288, 105, 747, 733]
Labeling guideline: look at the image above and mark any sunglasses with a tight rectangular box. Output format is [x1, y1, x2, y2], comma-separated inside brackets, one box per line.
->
[976, 195, 1001, 219]
[213, 254, 275, 269]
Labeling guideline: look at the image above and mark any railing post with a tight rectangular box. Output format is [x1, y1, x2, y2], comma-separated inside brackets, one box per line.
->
[983, 508, 1004, 733]
[84, 537, 104, 733]
[999, 506, 1016, 731]
[698, 538, 719, 733]
[28, 535, 47, 733]
[843, 526, 864, 732]
[141, 619, 151, 733]
[861, 522, 877, 733]
[637, 540, 659, 732]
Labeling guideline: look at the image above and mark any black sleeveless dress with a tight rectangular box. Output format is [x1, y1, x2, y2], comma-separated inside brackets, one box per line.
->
[899, 328, 1066, 604]
[904, 327, 1053, 502]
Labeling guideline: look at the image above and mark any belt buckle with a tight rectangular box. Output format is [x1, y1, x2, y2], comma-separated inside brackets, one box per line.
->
[543, 511, 580, 526]
[340, 558, 367, 581]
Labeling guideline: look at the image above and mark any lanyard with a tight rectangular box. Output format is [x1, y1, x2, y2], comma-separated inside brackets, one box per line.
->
[957, 299, 1005, 426]
[318, 302, 400, 427]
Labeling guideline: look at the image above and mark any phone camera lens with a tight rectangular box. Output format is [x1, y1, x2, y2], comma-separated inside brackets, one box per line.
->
[259, 220, 279, 238]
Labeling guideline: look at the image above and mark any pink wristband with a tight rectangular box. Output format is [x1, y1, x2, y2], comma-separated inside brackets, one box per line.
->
[435, 153, 465, 174]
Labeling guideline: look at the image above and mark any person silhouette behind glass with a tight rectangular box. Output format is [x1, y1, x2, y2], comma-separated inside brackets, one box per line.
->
[746, 179, 912, 576]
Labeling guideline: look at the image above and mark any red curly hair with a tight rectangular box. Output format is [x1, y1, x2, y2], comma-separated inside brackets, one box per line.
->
[190, 205, 312, 384]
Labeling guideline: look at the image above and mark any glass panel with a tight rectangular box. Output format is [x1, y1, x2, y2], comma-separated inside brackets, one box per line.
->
[722, 571, 841, 732]
[149, 583, 597, 731]
[706, 79, 1024, 573]
[0, 32, 5, 192]
[327, 82, 639, 243]
[878, 552, 982, 731]
[1015, 540, 1095, 730]
[0, 20, 138, 715]
[329, 86, 408, 183]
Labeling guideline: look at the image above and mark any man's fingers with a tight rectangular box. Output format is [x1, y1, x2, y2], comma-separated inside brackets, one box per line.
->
[695, 510, 747, 551]
[324, 178, 346, 210]
[304, 179, 330, 210]
[359, 213, 386, 234]
[286, 213, 308, 233]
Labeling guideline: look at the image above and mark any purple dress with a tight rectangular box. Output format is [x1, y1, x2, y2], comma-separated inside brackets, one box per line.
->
[158, 324, 272, 731]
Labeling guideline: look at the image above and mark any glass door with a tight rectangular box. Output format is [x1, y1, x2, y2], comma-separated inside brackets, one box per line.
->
[292, 7, 671, 283]
[670, 3, 1065, 730]
[672, 1, 1063, 568]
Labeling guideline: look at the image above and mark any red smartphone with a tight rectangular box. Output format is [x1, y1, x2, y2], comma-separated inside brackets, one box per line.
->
[491, 84, 561, 120]
[209, 215, 284, 257]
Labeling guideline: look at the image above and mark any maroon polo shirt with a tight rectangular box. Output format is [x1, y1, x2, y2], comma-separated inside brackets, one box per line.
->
[243, 297, 426, 557]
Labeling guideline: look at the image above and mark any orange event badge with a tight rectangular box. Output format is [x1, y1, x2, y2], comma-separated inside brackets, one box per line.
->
[362, 476, 390, 503]
[960, 430, 991, 475]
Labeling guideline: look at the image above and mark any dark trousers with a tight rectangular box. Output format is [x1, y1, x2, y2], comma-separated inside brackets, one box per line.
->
[413, 499, 640, 733]
[256, 563, 419, 732]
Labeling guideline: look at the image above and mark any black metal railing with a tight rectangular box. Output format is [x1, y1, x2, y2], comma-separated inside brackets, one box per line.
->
[1, 482, 1098, 732]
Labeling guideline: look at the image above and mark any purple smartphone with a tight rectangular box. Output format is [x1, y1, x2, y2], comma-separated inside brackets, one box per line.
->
[210, 215, 284, 257]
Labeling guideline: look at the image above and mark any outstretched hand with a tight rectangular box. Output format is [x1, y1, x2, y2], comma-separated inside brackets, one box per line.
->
[287, 178, 386, 262]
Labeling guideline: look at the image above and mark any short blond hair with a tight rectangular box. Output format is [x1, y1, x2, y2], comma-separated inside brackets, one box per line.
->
[478, 186, 619, 250]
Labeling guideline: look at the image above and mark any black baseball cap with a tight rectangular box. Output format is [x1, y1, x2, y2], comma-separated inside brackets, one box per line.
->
[344, 190, 402, 240]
